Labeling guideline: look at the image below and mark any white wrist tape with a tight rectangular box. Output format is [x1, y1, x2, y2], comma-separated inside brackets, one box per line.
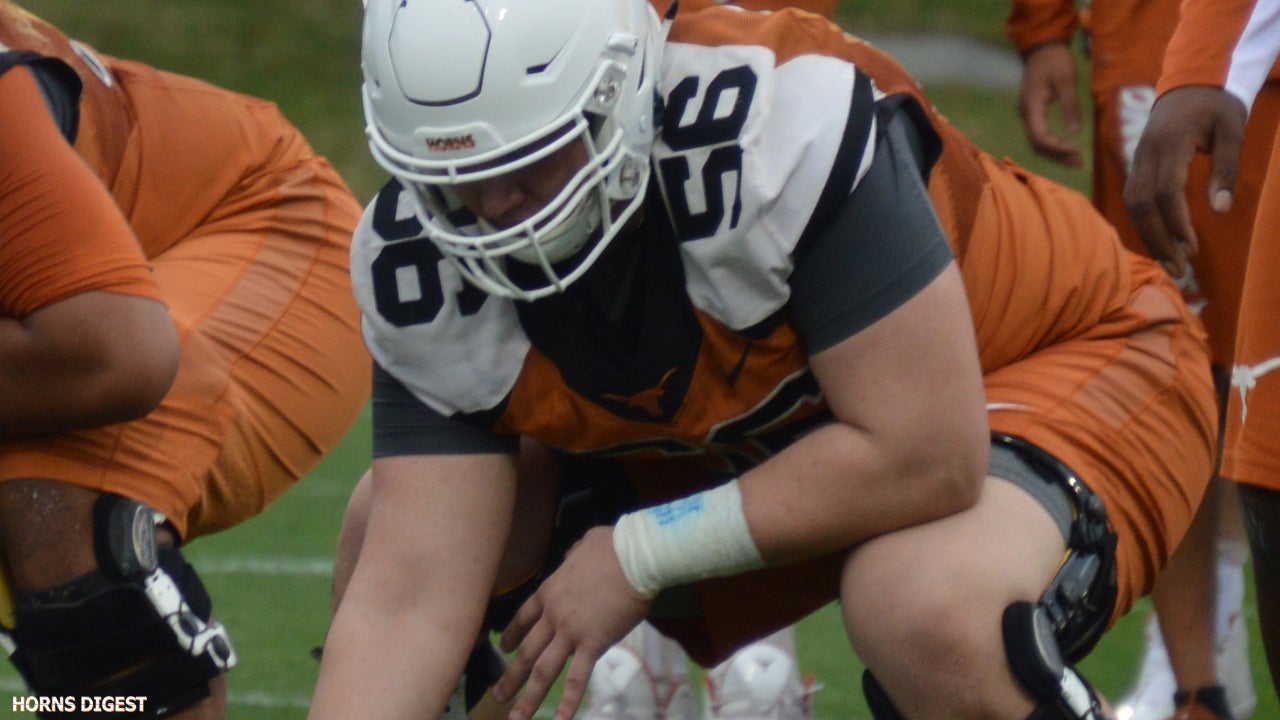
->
[612, 479, 765, 598]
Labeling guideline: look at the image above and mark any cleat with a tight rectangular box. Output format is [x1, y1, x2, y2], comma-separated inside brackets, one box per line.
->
[703, 642, 820, 720]
[583, 642, 697, 720]
[1217, 611, 1255, 720]
[1114, 614, 1175, 720]
[1113, 611, 1254, 720]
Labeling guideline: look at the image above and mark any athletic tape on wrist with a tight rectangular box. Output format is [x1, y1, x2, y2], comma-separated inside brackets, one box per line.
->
[612, 479, 765, 598]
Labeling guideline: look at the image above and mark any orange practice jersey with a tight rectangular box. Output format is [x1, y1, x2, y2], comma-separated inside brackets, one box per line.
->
[1008, 0, 1280, 96]
[664, 0, 836, 18]
[0, 9, 370, 540]
[1157, 0, 1280, 102]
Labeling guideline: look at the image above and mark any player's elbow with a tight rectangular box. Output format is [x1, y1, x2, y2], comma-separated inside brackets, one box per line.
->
[912, 427, 988, 521]
[64, 295, 180, 427]
[95, 312, 180, 423]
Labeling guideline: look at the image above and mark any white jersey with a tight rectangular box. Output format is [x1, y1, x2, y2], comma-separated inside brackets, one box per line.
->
[350, 8, 951, 467]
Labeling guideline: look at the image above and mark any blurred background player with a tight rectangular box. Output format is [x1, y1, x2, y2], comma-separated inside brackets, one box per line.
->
[0, 2, 370, 716]
[312, 1, 1219, 719]
[1005, 0, 1278, 716]
[1125, 0, 1280, 705]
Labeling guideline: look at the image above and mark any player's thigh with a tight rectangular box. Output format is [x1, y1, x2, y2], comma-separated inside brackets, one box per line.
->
[985, 264, 1217, 622]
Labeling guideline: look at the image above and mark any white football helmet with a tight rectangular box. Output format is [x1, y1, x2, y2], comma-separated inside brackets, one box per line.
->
[361, 0, 664, 300]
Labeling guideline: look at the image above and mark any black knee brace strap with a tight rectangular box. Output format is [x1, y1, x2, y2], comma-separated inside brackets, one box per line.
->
[9, 496, 235, 718]
[993, 435, 1117, 720]
[992, 434, 1117, 662]
[1003, 601, 1107, 720]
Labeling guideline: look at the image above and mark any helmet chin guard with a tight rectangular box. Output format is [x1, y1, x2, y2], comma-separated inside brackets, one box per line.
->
[361, 0, 663, 300]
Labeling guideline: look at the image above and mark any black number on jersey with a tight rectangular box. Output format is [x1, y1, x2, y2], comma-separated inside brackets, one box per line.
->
[658, 65, 757, 240]
[368, 179, 487, 327]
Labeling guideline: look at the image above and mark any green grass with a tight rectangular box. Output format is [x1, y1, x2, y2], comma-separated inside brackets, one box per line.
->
[6, 1, 1275, 718]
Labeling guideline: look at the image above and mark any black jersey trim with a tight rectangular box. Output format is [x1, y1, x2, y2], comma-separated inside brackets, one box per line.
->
[371, 363, 518, 457]
[792, 68, 875, 260]
[0, 51, 81, 143]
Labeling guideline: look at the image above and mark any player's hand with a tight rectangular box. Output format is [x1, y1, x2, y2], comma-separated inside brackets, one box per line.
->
[494, 526, 653, 720]
[1017, 41, 1083, 167]
[1124, 85, 1248, 277]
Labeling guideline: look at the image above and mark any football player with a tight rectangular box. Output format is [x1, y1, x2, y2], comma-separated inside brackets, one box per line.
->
[1008, 0, 1278, 714]
[1126, 0, 1280, 708]
[312, 1, 1219, 719]
[0, 2, 370, 717]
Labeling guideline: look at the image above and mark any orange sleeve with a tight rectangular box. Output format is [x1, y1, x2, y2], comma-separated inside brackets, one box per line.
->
[1005, 0, 1080, 55]
[663, 0, 835, 19]
[1157, 0, 1280, 101]
[0, 65, 159, 317]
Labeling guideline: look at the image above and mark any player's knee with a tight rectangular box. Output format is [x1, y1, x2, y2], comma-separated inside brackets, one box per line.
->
[6, 494, 235, 718]
[0, 479, 101, 591]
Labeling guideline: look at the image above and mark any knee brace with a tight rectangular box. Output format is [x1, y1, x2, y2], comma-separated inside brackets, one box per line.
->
[1002, 601, 1107, 720]
[995, 434, 1117, 720]
[992, 434, 1117, 662]
[8, 494, 235, 718]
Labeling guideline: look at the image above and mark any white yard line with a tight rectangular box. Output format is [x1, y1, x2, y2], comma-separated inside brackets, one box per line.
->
[190, 556, 334, 576]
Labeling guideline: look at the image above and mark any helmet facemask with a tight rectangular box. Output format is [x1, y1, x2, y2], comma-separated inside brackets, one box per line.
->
[362, 0, 661, 301]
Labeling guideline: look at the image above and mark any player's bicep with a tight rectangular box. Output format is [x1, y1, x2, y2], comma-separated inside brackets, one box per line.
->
[797, 106, 987, 484]
[808, 261, 984, 442]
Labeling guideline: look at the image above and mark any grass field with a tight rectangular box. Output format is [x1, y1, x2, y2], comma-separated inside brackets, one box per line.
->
[6, 0, 1277, 718]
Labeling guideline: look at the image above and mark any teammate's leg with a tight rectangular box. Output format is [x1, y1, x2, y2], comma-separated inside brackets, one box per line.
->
[0, 481, 231, 719]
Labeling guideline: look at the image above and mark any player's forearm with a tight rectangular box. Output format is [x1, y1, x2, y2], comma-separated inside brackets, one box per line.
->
[310, 603, 476, 719]
[610, 417, 987, 599]
[0, 293, 178, 437]
[309, 455, 517, 718]
[739, 415, 987, 565]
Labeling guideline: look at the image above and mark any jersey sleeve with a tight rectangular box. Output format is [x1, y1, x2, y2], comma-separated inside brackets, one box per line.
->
[1157, 0, 1280, 109]
[788, 102, 953, 353]
[372, 363, 519, 457]
[0, 63, 159, 317]
[1005, 0, 1080, 55]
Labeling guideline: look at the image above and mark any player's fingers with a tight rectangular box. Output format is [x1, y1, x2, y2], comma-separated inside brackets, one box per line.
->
[1207, 121, 1244, 213]
[552, 652, 598, 720]
[1019, 97, 1081, 166]
[494, 618, 552, 703]
[1125, 136, 1190, 275]
[1059, 96, 1082, 139]
[1151, 152, 1198, 268]
[508, 636, 572, 720]
[499, 595, 542, 653]
[1018, 92, 1054, 147]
